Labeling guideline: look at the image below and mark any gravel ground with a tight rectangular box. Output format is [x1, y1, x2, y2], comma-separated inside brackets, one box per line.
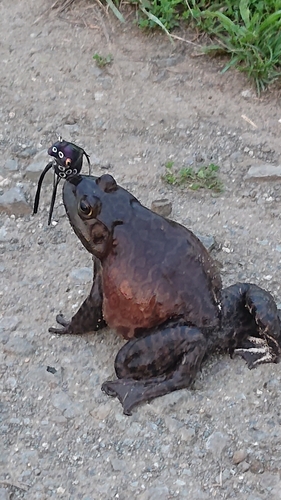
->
[1, 1, 281, 499]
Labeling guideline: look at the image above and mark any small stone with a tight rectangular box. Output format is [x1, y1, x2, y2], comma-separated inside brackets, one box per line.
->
[57, 487, 66, 494]
[180, 427, 196, 442]
[0, 175, 10, 188]
[195, 232, 216, 252]
[70, 267, 92, 283]
[239, 461, 250, 472]
[90, 402, 111, 420]
[4, 159, 19, 171]
[233, 449, 247, 464]
[0, 186, 31, 216]
[245, 164, 281, 180]
[0, 227, 8, 242]
[51, 390, 82, 418]
[206, 431, 228, 460]
[241, 89, 253, 99]
[0, 316, 20, 332]
[165, 416, 184, 433]
[250, 459, 264, 474]
[3, 337, 35, 356]
[5, 377, 18, 389]
[138, 486, 169, 500]
[24, 150, 52, 182]
[151, 199, 172, 217]
[0, 488, 9, 500]
[110, 458, 126, 471]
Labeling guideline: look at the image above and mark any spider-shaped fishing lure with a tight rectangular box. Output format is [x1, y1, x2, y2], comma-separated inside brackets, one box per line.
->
[33, 139, 90, 225]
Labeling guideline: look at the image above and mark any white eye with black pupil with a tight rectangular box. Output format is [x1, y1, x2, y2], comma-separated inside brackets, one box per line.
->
[59, 172, 66, 178]
[73, 169, 77, 175]
[66, 169, 72, 175]
[58, 165, 65, 171]
[52, 146, 57, 153]
[58, 151, 64, 159]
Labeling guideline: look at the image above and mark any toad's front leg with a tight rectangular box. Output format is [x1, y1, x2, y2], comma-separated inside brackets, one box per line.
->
[102, 323, 207, 415]
[49, 258, 106, 335]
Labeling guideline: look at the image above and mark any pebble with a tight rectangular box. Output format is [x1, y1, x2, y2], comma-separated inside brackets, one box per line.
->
[24, 150, 52, 182]
[138, 485, 169, 500]
[0, 227, 8, 242]
[16, 147, 37, 158]
[0, 488, 9, 500]
[51, 390, 82, 418]
[195, 232, 216, 252]
[70, 267, 92, 283]
[232, 449, 247, 464]
[110, 458, 126, 471]
[164, 416, 184, 433]
[4, 159, 19, 172]
[241, 89, 253, 99]
[0, 186, 31, 216]
[205, 431, 229, 460]
[180, 427, 196, 442]
[245, 164, 281, 180]
[3, 337, 35, 356]
[0, 316, 20, 332]
[151, 199, 172, 217]
[154, 55, 184, 68]
[239, 461, 250, 472]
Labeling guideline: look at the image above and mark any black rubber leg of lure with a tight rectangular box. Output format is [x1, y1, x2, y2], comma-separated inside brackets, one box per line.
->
[49, 259, 106, 335]
[232, 283, 281, 368]
[102, 325, 206, 415]
[47, 174, 61, 226]
[33, 161, 54, 215]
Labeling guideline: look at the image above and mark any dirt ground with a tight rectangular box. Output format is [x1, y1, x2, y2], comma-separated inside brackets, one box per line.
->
[1, 0, 281, 499]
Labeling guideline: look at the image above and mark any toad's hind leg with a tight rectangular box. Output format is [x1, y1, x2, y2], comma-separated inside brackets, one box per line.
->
[102, 325, 207, 415]
[230, 283, 281, 369]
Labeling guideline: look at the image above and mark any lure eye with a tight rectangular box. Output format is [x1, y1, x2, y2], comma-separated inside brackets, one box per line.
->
[58, 151, 64, 159]
[58, 165, 65, 172]
[52, 146, 58, 153]
[79, 199, 93, 217]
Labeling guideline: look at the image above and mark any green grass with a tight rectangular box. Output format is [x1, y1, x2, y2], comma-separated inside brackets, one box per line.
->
[163, 162, 223, 192]
[103, 0, 281, 92]
[93, 53, 113, 67]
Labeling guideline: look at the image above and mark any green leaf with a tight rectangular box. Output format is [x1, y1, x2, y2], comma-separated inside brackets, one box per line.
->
[106, 0, 125, 23]
[239, 0, 250, 28]
[139, 5, 174, 43]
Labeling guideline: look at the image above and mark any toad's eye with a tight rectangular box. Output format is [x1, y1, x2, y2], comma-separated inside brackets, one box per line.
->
[52, 146, 57, 153]
[58, 151, 64, 159]
[78, 196, 101, 218]
[79, 199, 93, 217]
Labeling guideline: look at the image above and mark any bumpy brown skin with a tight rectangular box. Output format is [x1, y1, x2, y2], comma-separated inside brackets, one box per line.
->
[49, 174, 281, 415]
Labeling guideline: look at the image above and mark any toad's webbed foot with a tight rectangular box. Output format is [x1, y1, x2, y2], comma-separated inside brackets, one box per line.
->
[235, 335, 280, 369]
[102, 324, 207, 414]
[223, 283, 281, 369]
[49, 314, 72, 334]
[49, 313, 106, 335]
[102, 377, 166, 416]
